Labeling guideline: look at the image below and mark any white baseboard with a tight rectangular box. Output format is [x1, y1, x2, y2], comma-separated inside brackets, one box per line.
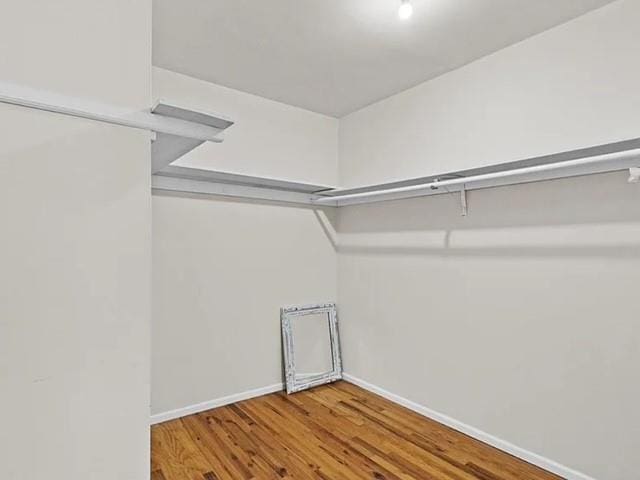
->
[342, 373, 596, 480]
[150, 382, 284, 425]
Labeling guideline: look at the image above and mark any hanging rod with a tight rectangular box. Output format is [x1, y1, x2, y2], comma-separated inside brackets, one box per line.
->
[314, 146, 640, 206]
[0, 81, 232, 142]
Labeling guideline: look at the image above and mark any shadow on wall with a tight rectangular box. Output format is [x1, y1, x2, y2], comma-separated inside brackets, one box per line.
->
[315, 170, 640, 259]
[151, 170, 640, 260]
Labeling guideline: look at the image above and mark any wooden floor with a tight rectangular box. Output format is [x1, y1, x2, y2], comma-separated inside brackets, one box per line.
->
[151, 381, 561, 480]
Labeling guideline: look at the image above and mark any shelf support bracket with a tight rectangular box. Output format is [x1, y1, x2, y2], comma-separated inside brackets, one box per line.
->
[628, 167, 640, 183]
[151, 102, 234, 173]
[460, 184, 468, 216]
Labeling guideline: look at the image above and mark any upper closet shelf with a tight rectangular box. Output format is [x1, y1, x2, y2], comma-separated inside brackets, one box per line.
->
[152, 165, 334, 205]
[316, 138, 640, 207]
[0, 82, 234, 170]
[1, 81, 637, 208]
[152, 138, 640, 209]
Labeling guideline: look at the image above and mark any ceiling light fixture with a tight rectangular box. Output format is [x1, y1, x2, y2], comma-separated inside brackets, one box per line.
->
[398, 0, 413, 20]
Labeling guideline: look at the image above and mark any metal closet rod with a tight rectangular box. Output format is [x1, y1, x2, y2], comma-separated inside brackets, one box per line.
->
[313, 148, 640, 205]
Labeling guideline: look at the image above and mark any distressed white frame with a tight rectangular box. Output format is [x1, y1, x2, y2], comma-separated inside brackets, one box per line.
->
[281, 303, 343, 394]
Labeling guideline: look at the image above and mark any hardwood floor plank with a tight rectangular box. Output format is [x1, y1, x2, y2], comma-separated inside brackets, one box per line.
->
[208, 406, 284, 480]
[290, 389, 473, 480]
[331, 382, 561, 480]
[278, 392, 431, 480]
[271, 395, 405, 480]
[222, 405, 314, 479]
[151, 421, 213, 480]
[152, 381, 563, 480]
[181, 413, 251, 480]
[151, 469, 167, 480]
[230, 400, 322, 479]
[243, 397, 368, 479]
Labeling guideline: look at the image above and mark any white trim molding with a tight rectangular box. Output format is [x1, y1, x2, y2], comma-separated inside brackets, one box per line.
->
[342, 373, 596, 480]
[150, 382, 283, 425]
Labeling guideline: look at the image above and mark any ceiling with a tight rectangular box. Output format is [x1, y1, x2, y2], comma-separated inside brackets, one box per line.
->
[153, 0, 614, 118]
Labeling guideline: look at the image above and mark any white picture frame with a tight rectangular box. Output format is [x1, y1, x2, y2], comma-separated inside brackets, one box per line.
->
[280, 303, 343, 394]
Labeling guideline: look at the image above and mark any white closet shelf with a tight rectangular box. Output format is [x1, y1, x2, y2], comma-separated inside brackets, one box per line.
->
[152, 166, 334, 205]
[315, 138, 640, 207]
[152, 138, 640, 209]
[0, 82, 235, 174]
[0, 82, 233, 141]
[2, 82, 636, 208]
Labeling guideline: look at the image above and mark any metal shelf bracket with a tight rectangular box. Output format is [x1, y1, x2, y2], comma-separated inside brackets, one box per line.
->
[460, 184, 468, 216]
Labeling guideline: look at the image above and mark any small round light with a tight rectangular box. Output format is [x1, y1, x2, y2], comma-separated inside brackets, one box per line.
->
[398, 0, 413, 20]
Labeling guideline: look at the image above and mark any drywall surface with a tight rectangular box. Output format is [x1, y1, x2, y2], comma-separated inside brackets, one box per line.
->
[337, 0, 640, 480]
[153, 67, 339, 186]
[339, 0, 640, 188]
[0, 2, 151, 479]
[336, 3, 640, 478]
[152, 195, 337, 414]
[151, 70, 338, 415]
[338, 172, 640, 480]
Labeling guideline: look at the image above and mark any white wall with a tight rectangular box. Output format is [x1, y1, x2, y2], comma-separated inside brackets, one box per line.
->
[0, 1, 151, 480]
[151, 69, 338, 416]
[150, 3, 640, 478]
[337, 2, 640, 479]
[153, 67, 338, 186]
[338, 173, 640, 480]
[340, 0, 640, 187]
